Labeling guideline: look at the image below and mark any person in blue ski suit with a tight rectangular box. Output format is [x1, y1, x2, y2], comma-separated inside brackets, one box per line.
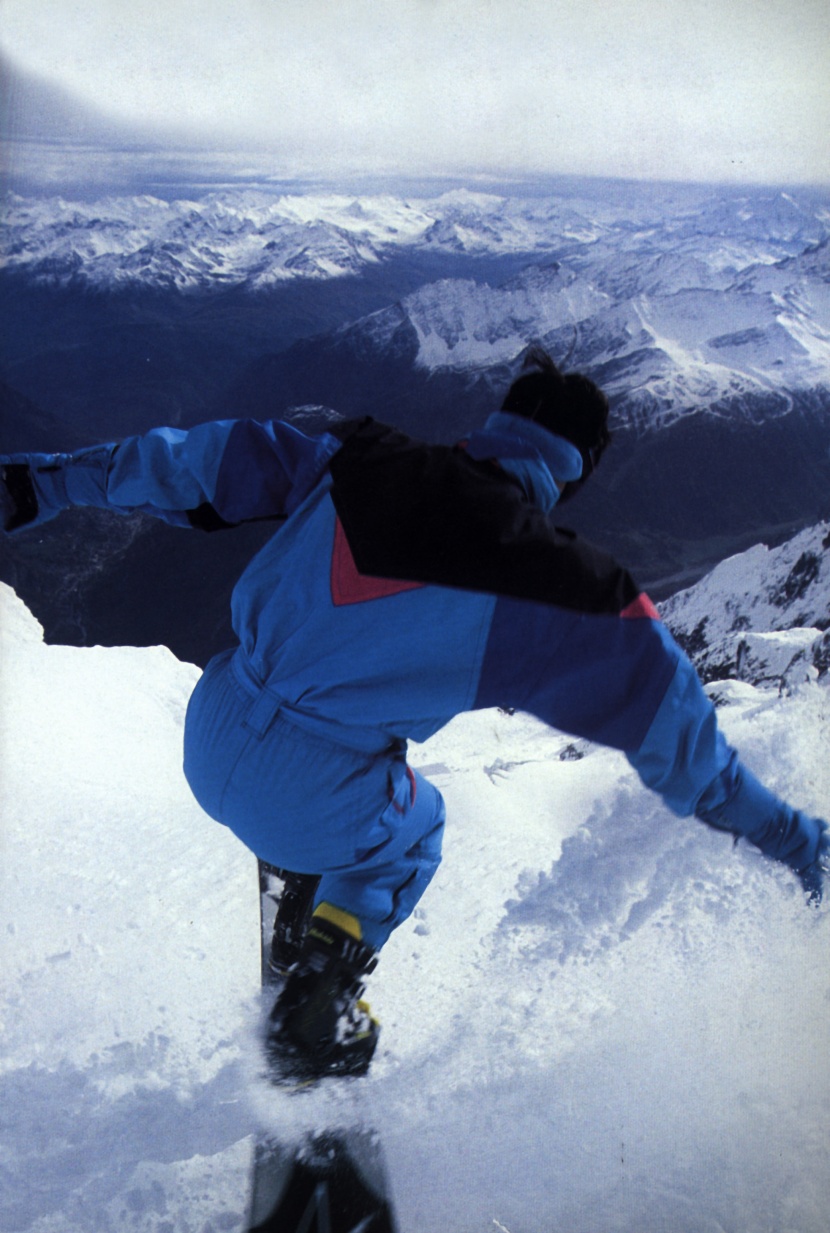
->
[2, 348, 827, 1082]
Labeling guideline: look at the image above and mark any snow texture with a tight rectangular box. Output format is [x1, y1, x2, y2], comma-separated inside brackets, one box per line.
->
[1, 538, 830, 1231]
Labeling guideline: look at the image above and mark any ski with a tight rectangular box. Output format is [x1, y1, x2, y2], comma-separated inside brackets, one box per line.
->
[244, 861, 398, 1233]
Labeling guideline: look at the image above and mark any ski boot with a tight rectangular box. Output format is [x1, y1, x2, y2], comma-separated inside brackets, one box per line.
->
[266, 868, 321, 982]
[265, 903, 380, 1086]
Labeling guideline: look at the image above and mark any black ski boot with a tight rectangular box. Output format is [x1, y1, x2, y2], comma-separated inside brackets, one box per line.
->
[266, 904, 380, 1086]
[267, 869, 321, 981]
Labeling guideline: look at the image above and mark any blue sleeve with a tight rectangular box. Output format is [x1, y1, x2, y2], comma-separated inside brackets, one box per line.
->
[626, 652, 732, 817]
[629, 652, 829, 895]
[476, 599, 680, 753]
[1, 419, 341, 531]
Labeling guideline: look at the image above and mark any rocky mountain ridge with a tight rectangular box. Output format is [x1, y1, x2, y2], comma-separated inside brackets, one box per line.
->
[660, 521, 830, 687]
[4, 184, 827, 290]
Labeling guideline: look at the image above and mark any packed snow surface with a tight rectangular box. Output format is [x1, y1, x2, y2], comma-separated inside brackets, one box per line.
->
[1, 576, 829, 1232]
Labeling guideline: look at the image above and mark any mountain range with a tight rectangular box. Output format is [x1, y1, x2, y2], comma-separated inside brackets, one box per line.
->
[660, 520, 830, 686]
[5, 185, 827, 288]
[1, 181, 829, 664]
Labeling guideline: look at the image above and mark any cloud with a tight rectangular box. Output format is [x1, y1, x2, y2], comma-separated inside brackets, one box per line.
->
[1, 0, 828, 183]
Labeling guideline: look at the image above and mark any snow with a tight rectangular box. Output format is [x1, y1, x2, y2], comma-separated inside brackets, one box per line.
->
[2, 573, 830, 1232]
[402, 268, 610, 372]
[660, 522, 830, 683]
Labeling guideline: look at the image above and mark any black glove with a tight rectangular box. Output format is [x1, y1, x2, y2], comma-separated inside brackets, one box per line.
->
[0, 463, 39, 532]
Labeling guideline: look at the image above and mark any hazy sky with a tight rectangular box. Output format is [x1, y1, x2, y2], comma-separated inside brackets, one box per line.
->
[1, 0, 828, 184]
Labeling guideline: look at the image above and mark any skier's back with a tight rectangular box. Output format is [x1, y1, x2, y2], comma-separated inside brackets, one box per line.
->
[2, 347, 826, 1083]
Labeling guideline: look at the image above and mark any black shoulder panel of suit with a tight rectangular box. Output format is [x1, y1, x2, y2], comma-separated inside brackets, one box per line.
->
[328, 418, 640, 615]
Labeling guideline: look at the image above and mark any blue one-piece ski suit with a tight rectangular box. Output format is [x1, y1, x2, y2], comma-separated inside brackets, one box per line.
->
[2, 413, 827, 946]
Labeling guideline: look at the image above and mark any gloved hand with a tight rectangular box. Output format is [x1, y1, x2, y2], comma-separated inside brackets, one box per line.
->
[796, 814, 829, 902]
[0, 463, 39, 532]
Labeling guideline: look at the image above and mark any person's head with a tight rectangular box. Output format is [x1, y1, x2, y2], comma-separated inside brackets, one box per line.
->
[501, 346, 611, 501]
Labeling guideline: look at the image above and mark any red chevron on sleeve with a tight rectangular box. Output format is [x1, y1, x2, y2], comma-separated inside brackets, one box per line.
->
[620, 593, 661, 620]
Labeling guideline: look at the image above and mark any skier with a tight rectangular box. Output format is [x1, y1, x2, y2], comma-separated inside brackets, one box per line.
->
[1, 348, 827, 1085]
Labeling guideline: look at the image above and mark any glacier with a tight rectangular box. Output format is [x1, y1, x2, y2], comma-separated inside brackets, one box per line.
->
[2, 514, 830, 1231]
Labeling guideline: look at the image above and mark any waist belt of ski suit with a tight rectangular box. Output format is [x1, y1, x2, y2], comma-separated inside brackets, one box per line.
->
[230, 648, 401, 757]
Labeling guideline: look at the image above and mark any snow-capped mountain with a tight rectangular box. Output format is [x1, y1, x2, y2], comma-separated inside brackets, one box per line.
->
[316, 228, 830, 431]
[660, 521, 830, 684]
[4, 184, 828, 293]
[562, 278, 830, 430]
[406, 272, 829, 423]
[351, 261, 610, 372]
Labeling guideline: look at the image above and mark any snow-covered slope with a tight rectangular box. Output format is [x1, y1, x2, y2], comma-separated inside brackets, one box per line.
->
[660, 521, 830, 683]
[2, 552, 830, 1231]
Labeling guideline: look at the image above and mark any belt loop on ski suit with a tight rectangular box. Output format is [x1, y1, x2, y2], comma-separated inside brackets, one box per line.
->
[230, 647, 398, 755]
[229, 651, 284, 738]
[242, 686, 284, 738]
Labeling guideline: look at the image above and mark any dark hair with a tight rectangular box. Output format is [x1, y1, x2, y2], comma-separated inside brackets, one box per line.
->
[501, 346, 611, 493]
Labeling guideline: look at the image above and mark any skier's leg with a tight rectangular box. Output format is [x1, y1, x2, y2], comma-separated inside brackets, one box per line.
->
[264, 767, 445, 1083]
[313, 766, 446, 951]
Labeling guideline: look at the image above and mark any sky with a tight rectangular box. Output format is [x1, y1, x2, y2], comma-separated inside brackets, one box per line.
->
[0, 0, 829, 186]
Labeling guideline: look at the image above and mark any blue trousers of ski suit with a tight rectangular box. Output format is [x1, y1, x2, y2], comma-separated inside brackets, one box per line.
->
[183, 648, 446, 950]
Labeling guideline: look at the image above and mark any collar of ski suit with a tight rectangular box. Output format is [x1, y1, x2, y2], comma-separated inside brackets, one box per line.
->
[464, 412, 584, 514]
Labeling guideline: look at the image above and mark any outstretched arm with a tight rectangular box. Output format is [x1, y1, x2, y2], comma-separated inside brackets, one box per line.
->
[1, 419, 342, 533]
[482, 582, 828, 903]
[628, 646, 829, 900]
